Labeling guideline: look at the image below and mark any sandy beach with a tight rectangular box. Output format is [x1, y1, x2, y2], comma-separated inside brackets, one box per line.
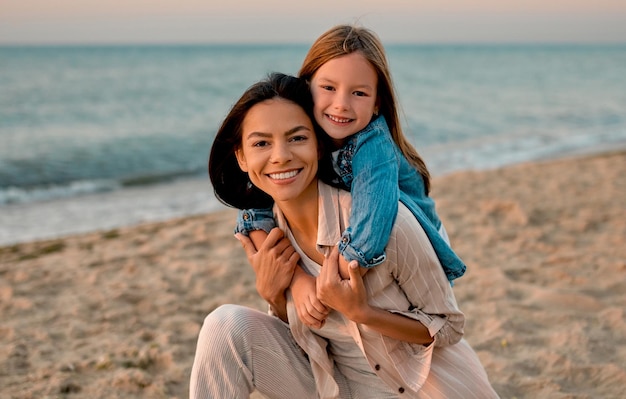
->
[1, 150, 625, 399]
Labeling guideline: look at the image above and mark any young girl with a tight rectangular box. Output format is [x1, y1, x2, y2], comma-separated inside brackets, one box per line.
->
[235, 25, 466, 325]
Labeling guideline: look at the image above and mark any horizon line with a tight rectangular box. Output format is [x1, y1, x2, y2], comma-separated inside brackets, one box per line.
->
[2, 40, 626, 47]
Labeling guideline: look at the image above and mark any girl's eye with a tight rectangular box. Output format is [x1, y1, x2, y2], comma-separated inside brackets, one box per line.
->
[353, 90, 368, 97]
[321, 85, 335, 91]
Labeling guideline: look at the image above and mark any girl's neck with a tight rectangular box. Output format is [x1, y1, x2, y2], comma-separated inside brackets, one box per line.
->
[331, 137, 347, 149]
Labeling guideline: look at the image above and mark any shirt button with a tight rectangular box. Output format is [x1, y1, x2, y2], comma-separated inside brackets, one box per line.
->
[374, 364, 380, 371]
[242, 213, 250, 220]
[398, 387, 405, 394]
[341, 237, 348, 244]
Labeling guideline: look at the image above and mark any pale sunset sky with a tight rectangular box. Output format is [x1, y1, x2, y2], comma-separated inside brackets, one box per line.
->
[1, 0, 625, 44]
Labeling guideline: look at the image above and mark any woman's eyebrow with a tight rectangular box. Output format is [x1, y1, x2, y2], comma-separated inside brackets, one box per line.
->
[244, 131, 272, 141]
[285, 125, 312, 135]
[244, 125, 311, 141]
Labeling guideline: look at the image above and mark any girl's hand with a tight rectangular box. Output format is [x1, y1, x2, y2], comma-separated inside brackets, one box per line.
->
[317, 247, 370, 323]
[236, 228, 299, 304]
[291, 268, 329, 329]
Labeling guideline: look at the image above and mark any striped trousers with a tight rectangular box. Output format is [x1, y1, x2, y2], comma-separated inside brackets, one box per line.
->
[190, 304, 354, 398]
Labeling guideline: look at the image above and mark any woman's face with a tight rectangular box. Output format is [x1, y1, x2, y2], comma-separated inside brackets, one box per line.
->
[236, 98, 320, 205]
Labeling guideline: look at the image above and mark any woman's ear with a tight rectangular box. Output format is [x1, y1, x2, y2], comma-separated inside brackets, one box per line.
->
[234, 148, 248, 172]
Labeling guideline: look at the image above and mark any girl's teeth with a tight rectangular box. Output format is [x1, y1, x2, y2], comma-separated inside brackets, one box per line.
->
[329, 115, 350, 123]
[269, 170, 298, 180]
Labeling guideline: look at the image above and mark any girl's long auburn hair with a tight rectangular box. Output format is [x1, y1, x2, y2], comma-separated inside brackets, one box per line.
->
[298, 24, 431, 193]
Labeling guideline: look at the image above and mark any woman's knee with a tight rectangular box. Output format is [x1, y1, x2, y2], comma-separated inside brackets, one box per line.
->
[200, 304, 258, 347]
[203, 304, 244, 327]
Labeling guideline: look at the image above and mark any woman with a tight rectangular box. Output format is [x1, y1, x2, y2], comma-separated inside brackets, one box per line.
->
[192, 73, 498, 398]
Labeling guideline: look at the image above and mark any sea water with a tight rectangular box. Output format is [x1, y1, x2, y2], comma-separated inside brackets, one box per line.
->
[1, 44, 625, 244]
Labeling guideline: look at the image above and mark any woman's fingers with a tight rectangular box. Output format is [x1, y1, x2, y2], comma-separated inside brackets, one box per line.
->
[347, 261, 362, 290]
[318, 246, 340, 284]
[305, 297, 329, 320]
[261, 228, 300, 267]
[298, 302, 328, 329]
[235, 233, 257, 259]
[260, 228, 285, 249]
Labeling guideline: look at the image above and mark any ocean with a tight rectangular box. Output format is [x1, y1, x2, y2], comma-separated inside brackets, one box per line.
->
[1, 44, 625, 245]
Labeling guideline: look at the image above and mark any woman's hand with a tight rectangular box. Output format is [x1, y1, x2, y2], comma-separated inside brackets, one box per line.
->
[236, 228, 299, 319]
[316, 247, 370, 323]
[291, 268, 329, 329]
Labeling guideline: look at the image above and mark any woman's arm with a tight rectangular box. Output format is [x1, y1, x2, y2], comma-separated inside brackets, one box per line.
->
[319, 202, 465, 346]
[235, 229, 299, 322]
[387, 203, 465, 346]
[317, 248, 434, 345]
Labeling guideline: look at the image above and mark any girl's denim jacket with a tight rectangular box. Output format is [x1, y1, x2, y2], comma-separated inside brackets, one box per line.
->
[236, 115, 466, 282]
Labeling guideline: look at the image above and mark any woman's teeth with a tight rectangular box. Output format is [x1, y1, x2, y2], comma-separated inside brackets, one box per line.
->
[269, 170, 299, 180]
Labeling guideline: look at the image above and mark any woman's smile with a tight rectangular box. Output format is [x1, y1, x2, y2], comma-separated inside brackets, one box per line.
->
[236, 98, 319, 204]
[268, 169, 301, 181]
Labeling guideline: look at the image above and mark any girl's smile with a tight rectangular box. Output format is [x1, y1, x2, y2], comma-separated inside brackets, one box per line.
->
[310, 52, 379, 144]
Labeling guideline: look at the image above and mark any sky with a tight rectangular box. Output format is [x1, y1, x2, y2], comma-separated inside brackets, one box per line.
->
[1, 0, 625, 44]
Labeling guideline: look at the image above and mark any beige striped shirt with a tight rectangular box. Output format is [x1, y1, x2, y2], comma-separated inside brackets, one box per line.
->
[274, 181, 498, 399]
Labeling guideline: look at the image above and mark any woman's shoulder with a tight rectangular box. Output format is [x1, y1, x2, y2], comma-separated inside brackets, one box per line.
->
[319, 181, 351, 204]
[392, 202, 427, 240]
[318, 181, 352, 221]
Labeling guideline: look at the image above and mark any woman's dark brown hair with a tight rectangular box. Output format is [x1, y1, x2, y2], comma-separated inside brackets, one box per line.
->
[209, 73, 335, 210]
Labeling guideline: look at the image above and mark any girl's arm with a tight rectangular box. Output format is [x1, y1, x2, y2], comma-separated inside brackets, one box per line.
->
[337, 119, 400, 269]
[235, 208, 276, 238]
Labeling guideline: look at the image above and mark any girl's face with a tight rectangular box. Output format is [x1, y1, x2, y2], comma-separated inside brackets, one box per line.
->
[309, 52, 379, 144]
[235, 98, 319, 205]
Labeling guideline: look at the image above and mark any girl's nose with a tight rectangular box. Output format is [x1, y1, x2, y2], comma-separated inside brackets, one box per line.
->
[332, 91, 350, 111]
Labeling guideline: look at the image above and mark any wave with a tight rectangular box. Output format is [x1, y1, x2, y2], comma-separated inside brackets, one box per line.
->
[0, 170, 205, 205]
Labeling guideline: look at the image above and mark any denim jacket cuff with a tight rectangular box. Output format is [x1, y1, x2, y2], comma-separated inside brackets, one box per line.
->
[234, 209, 276, 236]
[337, 232, 386, 268]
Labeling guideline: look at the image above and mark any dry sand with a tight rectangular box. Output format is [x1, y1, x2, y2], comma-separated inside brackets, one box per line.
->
[1, 151, 625, 399]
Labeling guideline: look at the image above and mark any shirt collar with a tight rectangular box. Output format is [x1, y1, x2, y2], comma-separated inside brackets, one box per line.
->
[273, 181, 349, 258]
[316, 181, 349, 256]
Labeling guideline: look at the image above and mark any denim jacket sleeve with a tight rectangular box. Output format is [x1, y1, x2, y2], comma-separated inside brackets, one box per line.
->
[234, 208, 276, 236]
[337, 116, 400, 267]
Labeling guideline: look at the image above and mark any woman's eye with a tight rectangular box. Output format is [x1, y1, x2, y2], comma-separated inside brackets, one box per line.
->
[290, 135, 308, 142]
[252, 140, 269, 147]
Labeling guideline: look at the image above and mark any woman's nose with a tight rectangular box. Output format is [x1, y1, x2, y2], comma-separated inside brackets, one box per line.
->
[270, 142, 292, 163]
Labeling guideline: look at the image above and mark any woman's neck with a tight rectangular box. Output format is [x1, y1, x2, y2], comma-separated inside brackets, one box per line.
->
[275, 182, 321, 262]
